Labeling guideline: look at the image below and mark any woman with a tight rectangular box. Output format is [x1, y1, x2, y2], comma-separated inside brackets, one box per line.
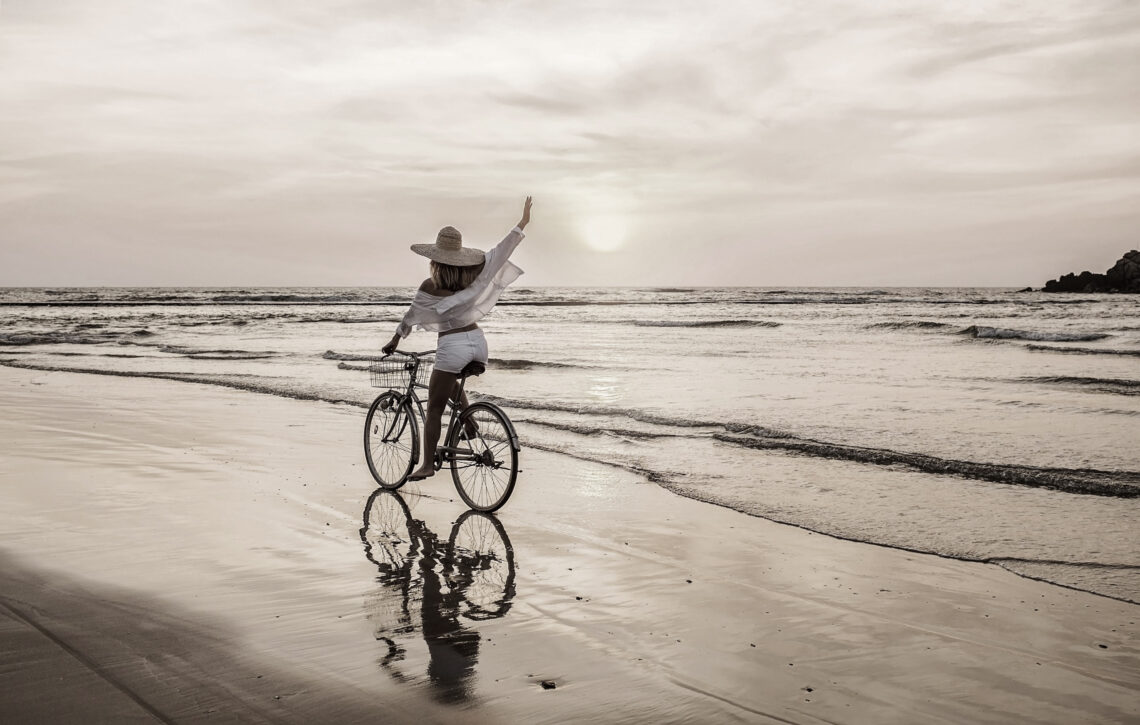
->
[382, 196, 533, 481]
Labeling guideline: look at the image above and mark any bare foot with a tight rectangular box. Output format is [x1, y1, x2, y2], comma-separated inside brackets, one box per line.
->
[408, 466, 435, 481]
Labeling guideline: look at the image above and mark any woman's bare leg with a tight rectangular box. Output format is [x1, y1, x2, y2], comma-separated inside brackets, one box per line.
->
[409, 369, 459, 480]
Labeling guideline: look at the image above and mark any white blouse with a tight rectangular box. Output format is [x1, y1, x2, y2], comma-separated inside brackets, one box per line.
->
[395, 226, 525, 337]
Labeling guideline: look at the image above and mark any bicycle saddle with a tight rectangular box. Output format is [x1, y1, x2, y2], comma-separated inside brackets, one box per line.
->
[460, 361, 486, 378]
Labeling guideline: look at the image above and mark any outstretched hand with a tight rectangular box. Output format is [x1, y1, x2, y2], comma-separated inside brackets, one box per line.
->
[518, 196, 533, 230]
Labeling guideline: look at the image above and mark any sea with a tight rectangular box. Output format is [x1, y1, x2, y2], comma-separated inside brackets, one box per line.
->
[2, 286, 1138, 603]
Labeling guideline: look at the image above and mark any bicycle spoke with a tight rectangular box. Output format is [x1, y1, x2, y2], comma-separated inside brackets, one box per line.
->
[365, 394, 417, 488]
[446, 403, 518, 512]
[448, 512, 514, 618]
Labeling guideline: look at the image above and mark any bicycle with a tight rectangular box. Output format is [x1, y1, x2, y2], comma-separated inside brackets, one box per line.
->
[363, 349, 520, 512]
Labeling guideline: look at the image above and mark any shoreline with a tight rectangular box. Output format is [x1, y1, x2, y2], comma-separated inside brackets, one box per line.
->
[2, 356, 1137, 605]
[1, 366, 1137, 723]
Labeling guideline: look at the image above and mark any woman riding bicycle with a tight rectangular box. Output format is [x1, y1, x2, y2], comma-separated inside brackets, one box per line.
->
[382, 196, 533, 481]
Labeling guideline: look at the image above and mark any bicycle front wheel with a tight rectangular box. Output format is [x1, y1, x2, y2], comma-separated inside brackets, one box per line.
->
[448, 402, 518, 512]
[364, 392, 419, 489]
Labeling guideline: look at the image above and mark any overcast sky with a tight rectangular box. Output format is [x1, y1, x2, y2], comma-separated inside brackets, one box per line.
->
[1, 0, 1138, 286]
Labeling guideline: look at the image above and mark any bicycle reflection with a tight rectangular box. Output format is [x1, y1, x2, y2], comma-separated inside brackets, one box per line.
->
[359, 489, 516, 704]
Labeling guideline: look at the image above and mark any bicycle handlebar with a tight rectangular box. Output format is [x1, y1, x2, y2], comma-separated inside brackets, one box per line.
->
[383, 348, 437, 359]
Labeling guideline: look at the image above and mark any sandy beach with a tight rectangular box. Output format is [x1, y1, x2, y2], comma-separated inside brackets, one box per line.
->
[1, 365, 1137, 724]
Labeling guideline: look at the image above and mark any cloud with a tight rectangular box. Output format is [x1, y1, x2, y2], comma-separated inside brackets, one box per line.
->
[1, 0, 1138, 285]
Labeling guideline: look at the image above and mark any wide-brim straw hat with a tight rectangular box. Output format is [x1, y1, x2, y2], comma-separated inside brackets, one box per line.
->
[410, 226, 485, 267]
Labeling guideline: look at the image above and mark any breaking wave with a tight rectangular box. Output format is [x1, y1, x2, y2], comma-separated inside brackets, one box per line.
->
[286, 316, 397, 324]
[488, 358, 592, 370]
[337, 362, 370, 371]
[1026, 345, 1140, 357]
[0, 331, 123, 346]
[323, 350, 376, 362]
[865, 321, 952, 330]
[629, 319, 781, 328]
[961, 325, 1111, 342]
[131, 344, 281, 360]
[1022, 376, 1140, 396]
[474, 394, 1140, 498]
[330, 353, 592, 371]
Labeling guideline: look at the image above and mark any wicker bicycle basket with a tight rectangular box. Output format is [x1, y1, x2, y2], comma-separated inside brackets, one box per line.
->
[369, 355, 434, 389]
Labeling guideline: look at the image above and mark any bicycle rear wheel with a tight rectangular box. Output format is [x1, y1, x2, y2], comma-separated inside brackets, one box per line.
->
[364, 392, 419, 489]
[447, 402, 518, 512]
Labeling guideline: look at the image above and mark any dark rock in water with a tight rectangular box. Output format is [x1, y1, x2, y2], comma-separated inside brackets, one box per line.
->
[540, 680, 557, 690]
[1016, 287, 1034, 293]
[1044, 270, 1102, 292]
[1043, 250, 1140, 293]
[1106, 250, 1140, 290]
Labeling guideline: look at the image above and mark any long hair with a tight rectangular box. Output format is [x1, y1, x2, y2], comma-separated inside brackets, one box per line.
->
[430, 260, 484, 292]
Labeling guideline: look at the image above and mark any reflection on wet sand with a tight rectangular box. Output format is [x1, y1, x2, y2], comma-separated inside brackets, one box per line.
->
[359, 489, 516, 704]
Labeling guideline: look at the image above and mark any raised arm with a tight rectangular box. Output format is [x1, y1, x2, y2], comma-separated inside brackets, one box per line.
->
[486, 196, 533, 275]
[434, 197, 533, 316]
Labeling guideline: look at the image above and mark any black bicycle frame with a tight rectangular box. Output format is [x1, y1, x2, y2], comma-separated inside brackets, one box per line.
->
[380, 350, 485, 469]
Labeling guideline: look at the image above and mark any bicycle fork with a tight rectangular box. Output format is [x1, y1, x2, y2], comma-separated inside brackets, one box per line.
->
[379, 395, 412, 444]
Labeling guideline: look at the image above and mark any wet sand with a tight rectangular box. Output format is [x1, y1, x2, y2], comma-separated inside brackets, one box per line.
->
[1, 366, 1137, 723]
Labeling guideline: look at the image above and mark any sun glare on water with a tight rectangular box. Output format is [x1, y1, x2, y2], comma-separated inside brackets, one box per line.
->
[579, 216, 628, 252]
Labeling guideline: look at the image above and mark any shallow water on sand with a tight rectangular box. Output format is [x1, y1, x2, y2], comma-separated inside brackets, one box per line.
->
[2, 286, 1138, 601]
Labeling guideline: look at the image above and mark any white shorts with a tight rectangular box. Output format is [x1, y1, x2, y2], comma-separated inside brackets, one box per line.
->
[434, 329, 489, 374]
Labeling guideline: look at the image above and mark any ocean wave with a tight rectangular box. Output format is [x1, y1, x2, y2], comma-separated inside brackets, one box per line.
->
[490, 358, 590, 370]
[960, 325, 1111, 342]
[179, 353, 276, 360]
[1022, 376, 1140, 396]
[475, 394, 1140, 497]
[1025, 344, 1140, 357]
[323, 350, 376, 361]
[0, 294, 1111, 308]
[520, 418, 691, 441]
[8, 350, 151, 360]
[329, 353, 590, 370]
[337, 362, 370, 371]
[473, 394, 787, 437]
[287, 316, 396, 324]
[207, 293, 381, 304]
[501, 424, 1140, 602]
[0, 331, 122, 346]
[714, 433, 1139, 498]
[154, 345, 279, 360]
[988, 559, 1140, 604]
[865, 321, 952, 330]
[630, 320, 781, 328]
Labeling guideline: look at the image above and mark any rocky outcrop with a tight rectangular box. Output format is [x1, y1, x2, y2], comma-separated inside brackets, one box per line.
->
[1105, 250, 1140, 290]
[1043, 250, 1140, 293]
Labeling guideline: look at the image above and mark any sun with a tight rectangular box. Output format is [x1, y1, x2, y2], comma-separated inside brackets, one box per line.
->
[579, 216, 628, 252]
